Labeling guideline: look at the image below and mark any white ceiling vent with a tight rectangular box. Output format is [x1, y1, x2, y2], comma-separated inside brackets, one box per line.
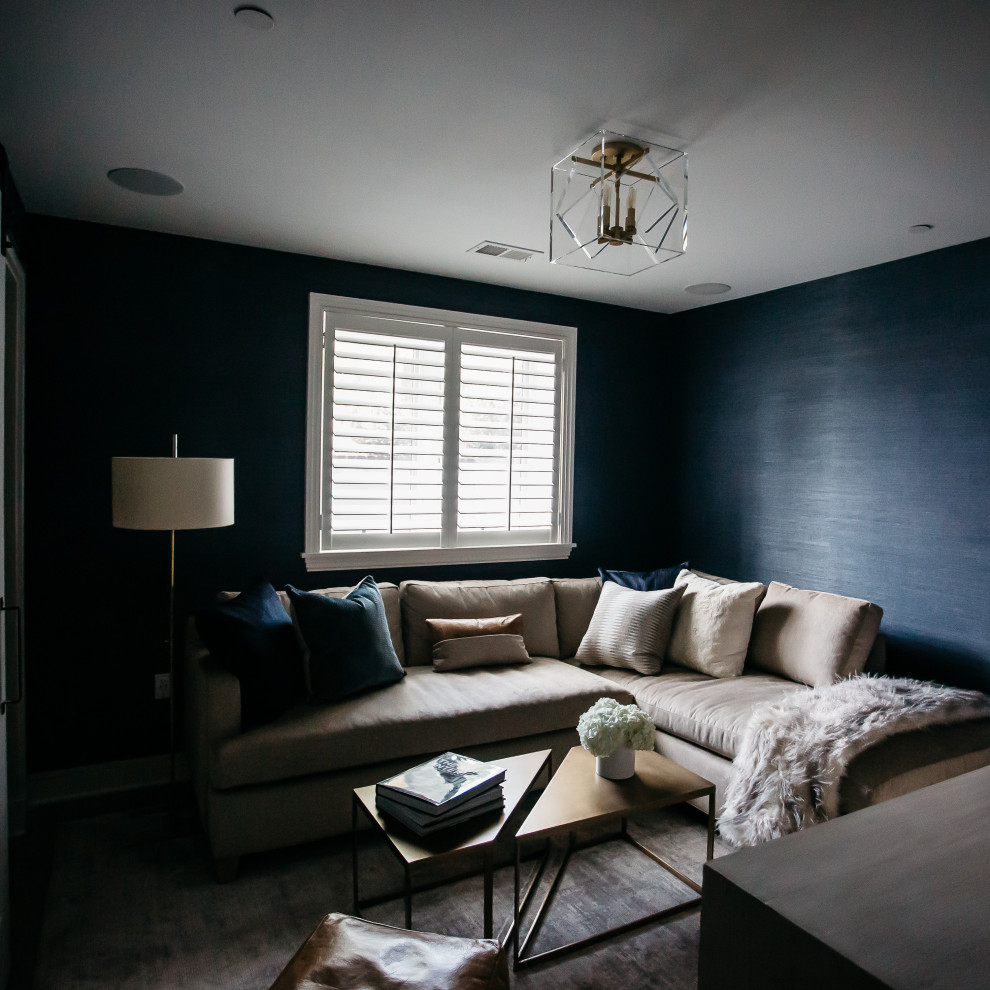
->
[468, 241, 543, 262]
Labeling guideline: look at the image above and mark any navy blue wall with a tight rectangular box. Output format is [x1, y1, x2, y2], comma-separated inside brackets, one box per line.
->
[21, 216, 676, 772]
[21, 215, 990, 773]
[672, 238, 990, 691]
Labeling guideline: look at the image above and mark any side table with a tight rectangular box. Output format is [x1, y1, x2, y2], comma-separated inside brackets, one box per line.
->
[353, 749, 551, 940]
[513, 745, 715, 967]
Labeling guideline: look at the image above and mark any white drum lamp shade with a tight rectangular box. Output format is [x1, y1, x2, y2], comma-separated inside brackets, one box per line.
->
[112, 457, 235, 531]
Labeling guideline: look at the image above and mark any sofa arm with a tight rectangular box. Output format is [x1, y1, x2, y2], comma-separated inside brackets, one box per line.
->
[184, 619, 242, 811]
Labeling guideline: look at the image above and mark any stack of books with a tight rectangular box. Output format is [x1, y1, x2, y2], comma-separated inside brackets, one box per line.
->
[375, 752, 506, 836]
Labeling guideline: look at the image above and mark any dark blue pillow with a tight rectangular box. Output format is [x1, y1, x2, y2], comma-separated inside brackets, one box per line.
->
[195, 581, 304, 728]
[285, 576, 405, 702]
[598, 562, 689, 592]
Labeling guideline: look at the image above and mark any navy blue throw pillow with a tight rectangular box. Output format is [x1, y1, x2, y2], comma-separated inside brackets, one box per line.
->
[195, 581, 304, 728]
[285, 576, 405, 702]
[598, 562, 689, 592]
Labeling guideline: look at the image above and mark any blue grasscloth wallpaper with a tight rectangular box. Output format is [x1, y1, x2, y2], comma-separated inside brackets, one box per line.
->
[672, 238, 990, 691]
[19, 215, 990, 772]
[21, 216, 675, 771]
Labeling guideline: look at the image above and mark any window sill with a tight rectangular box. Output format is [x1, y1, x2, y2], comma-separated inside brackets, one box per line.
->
[302, 542, 576, 572]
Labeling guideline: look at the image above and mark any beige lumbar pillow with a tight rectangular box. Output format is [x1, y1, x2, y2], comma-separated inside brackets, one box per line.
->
[575, 581, 684, 675]
[747, 581, 883, 687]
[432, 633, 531, 672]
[425, 614, 523, 643]
[666, 569, 766, 678]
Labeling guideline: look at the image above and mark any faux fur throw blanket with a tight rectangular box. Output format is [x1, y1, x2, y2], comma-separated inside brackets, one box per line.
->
[718, 675, 990, 846]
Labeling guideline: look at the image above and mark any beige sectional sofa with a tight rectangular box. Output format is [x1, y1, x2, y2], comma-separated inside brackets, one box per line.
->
[185, 577, 636, 878]
[186, 573, 990, 879]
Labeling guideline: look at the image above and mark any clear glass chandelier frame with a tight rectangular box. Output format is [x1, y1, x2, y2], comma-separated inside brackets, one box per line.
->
[550, 129, 687, 276]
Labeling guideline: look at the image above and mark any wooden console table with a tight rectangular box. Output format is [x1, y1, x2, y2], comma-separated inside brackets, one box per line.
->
[700, 764, 990, 989]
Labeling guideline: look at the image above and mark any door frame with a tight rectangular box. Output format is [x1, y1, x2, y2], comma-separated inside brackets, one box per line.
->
[3, 246, 25, 838]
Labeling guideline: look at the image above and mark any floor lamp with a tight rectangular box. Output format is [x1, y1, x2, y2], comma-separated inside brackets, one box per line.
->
[112, 435, 235, 796]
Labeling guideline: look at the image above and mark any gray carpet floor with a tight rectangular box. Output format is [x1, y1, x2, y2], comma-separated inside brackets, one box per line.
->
[31, 801, 729, 989]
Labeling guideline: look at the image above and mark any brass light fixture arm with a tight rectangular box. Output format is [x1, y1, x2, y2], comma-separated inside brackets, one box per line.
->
[571, 156, 659, 185]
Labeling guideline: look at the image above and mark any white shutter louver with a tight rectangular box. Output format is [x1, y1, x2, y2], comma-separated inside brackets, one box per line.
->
[328, 326, 445, 546]
[457, 343, 556, 537]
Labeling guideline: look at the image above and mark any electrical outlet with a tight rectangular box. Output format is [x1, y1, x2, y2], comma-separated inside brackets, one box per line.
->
[154, 673, 171, 700]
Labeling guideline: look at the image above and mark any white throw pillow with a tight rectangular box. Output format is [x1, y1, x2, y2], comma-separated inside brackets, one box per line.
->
[575, 581, 684, 675]
[666, 569, 766, 678]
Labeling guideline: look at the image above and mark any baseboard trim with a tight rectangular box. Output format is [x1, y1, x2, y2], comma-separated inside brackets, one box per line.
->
[27, 753, 190, 808]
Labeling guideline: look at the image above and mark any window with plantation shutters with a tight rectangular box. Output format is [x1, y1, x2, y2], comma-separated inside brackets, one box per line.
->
[305, 295, 576, 570]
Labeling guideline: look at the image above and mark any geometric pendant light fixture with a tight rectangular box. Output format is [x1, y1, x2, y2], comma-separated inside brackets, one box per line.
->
[550, 129, 688, 275]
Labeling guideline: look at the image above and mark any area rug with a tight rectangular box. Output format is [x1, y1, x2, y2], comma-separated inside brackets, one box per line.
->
[30, 802, 724, 989]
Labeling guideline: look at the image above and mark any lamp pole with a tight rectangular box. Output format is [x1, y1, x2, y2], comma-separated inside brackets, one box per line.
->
[168, 433, 177, 793]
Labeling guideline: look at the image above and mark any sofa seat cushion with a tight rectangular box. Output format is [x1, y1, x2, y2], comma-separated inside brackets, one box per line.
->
[585, 664, 808, 759]
[211, 658, 634, 790]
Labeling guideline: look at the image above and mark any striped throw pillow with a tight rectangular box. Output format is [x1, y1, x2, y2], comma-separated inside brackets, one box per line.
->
[575, 581, 685, 675]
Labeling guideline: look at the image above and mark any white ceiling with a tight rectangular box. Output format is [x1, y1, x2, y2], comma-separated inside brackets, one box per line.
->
[1, 1, 988, 314]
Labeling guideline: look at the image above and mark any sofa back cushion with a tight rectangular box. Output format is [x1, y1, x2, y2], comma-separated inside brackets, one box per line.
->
[399, 578, 558, 666]
[551, 577, 602, 659]
[747, 581, 884, 686]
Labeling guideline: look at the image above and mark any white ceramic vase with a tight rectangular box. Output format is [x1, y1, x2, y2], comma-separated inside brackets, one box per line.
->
[596, 746, 636, 779]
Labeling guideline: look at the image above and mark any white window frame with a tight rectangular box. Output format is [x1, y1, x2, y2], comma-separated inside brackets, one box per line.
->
[304, 294, 577, 571]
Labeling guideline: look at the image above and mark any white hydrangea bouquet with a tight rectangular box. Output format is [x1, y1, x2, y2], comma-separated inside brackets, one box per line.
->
[577, 697, 654, 758]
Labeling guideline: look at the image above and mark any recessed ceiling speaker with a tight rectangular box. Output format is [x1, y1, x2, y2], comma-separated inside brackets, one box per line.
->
[234, 5, 275, 30]
[107, 168, 184, 196]
[684, 282, 731, 295]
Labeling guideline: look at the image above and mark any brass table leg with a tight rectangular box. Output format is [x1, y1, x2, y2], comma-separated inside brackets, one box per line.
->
[352, 794, 360, 916]
[707, 792, 715, 860]
[483, 848, 494, 938]
[514, 788, 715, 969]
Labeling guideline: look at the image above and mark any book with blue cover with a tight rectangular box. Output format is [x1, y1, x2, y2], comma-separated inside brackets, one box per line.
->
[376, 786, 504, 835]
[376, 752, 506, 813]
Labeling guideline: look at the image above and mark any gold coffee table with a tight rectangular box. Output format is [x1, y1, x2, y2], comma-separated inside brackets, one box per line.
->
[352, 749, 551, 939]
[513, 745, 715, 967]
